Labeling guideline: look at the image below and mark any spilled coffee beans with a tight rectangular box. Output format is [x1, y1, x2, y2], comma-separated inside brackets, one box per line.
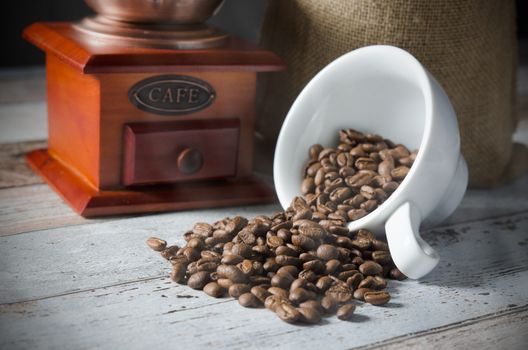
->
[147, 128, 412, 324]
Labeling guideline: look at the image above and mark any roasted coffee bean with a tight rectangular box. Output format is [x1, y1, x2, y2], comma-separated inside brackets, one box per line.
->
[315, 276, 334, 292]
[187, 271, 211, 290]
[347, 209, 368, 221]
[170, 263, 186, 283]
[309, 144, 324, 160]
[266, 235, 284, 249]
[299, 300, 324, 314]
[291, 235, 317, 251]
[228, 283, 251, 298]
[359, 261, 383, 276]
[238, 292, 260, 308]
[338, 270, 360, 281]
[321, 295, 339, 314]
[351, 238, 371, 251]
[329, 187, 353, 203]
[224, 216, 248, 235]
[382, 181, 399, 193]
[276, 228, 293, 243]
[221, 254, 244, 265]
[299, 252, 318, 262]
[372, 250, 392, 265]
[197, 260, 218, 272]
[389, 267, 407, 280]
[249, 275, 270, 286]
[360, 199, 378, 212]
[391, 166, 409, 180]
[303, 259, 326, 274]
[187, 237, 206, 250]
[146, 237, 167, 251]
[217, 265, 249, 284]
[203, 282, 224, 298]
[371, 239, 389, 251]
[192, 223, 213, 238]
[251, 286, 271, 302]
[242, 259, 259, 274]
[289, 287, 317, 304]
[297, 269, 317, 283]
[290, 278, 308, 291]
[306, 162, 322, 176]
[325, 259, 342, 275]
[355, 157, 377, 171]
[268, 287, 289, 299]
[301, 177, 316, 195]
[378, 160, 394, 177]
[351, 256, 364, 266]
[264, 295, 290, 311]
[230, 243, 253, 258]
[275, 303, 302, 323]
[299, 306, 322, 324]
[317, 244, 339, 260]
[337, 303, 356, 320]
[275, 245, 299, 257]
[275, 255, 303, 267]
[346, 273, 364, 290]
[160, 245, 180, 260]
[271, 273, 295, 289]
[325, 281, 353, 303]
[263, 258, 279, 272]
[353, 287, 374, 301]
[277, 265, 300, 277]
[358, 276, 379, 289]
[364, 291, 391, 305]
[345, 171, 374, 188]
[217, 278, 233, 289]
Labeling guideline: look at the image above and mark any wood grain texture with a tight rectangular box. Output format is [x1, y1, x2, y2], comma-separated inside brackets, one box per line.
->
[0, 212, 526, 349]
[360, 306, 528, 350]
[27, 148, 276, 217]
[0, 203, 283, 302]
[0, 141, 45, 189]
[0, 184, 93, 237]
[123, 119, 240, 185]
[97, 71, 257, 188]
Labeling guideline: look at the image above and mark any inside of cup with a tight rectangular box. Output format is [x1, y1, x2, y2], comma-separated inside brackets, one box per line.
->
[274, 46, 429, 209]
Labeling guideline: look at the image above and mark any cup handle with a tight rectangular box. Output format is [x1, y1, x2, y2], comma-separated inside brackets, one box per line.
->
[385, 201, 439, 279]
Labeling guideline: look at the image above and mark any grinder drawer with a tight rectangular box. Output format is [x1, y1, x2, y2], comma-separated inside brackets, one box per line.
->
[123, 119, 240, 186]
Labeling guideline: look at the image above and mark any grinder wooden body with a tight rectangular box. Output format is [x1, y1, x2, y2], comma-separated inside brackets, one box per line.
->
[23, 22, 283, 217]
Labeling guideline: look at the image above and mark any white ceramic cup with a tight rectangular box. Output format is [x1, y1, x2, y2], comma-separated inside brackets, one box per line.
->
[274, 45, 468, 279]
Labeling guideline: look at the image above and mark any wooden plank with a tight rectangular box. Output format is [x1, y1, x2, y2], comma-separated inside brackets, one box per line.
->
[0, 102, 47, 143]
[0, 202, 282, 302]
[1, 172, 527, 237]
[0, 184, 91, 237]
[0, 141, 45, 189]
[360, 306, 528, 350]
[0, 212, 526, 349]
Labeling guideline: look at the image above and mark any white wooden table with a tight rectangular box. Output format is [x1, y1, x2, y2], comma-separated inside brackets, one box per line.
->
[0, 66, 527, 350]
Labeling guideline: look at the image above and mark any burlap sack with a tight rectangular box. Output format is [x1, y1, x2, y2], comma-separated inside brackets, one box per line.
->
[257, 0, 519, 187]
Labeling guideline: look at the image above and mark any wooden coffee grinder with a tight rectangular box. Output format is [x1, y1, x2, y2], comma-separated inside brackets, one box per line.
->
[23, 0, 283, 217]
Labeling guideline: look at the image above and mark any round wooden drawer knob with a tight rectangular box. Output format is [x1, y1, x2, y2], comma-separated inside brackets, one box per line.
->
[177, 148, 203, 174]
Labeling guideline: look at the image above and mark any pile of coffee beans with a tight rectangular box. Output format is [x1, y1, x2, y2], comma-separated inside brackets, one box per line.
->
[302, 128, 417, 222]
[147, 128, 413, 324]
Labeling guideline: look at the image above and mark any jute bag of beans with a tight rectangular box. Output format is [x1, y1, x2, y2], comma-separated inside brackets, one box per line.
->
[256, 0, 521, 187]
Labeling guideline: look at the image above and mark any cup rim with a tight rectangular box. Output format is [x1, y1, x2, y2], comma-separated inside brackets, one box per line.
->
[273, 45, 435, 229]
